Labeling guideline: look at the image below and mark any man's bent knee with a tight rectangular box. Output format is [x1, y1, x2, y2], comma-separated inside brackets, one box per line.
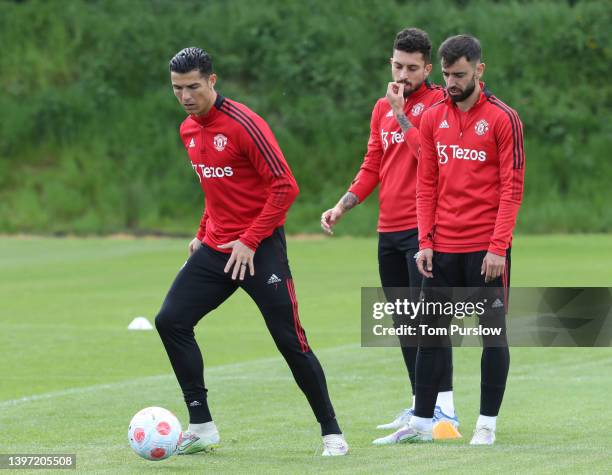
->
[155, 302, 187, 335]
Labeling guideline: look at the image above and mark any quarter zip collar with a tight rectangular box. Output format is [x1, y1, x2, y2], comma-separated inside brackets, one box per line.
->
[404, 80, 430, 105]
[190, 94, 225, 126]
[446, 83, 491, 138]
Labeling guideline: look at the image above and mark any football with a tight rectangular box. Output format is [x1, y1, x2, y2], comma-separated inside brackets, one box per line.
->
[127, 407, 182, 461]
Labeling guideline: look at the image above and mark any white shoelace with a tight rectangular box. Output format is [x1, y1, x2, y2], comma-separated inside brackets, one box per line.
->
[323, 435, 346, 450]
[473, 426, 494, 438]
[396, 408, 412, 419]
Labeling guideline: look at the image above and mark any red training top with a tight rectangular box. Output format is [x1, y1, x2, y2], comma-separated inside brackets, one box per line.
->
[180, 95, 299, 252]
[417, 84, 525, 256]
[348, 81, 446, 232]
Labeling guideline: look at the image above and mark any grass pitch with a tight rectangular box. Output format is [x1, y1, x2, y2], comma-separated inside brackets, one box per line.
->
[1, 234, 611, 474]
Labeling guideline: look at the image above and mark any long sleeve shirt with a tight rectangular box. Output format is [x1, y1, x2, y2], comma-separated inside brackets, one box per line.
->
[348, 81, 446, 232]
[416, 85, 525, 256]
[180, 94, 299, 252]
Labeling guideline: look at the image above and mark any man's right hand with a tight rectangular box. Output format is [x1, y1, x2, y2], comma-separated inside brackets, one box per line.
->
[320, 206, 344, 235]
[188, 237, 202, 256]
[386, 81, 405, 115]
[416, 248, 434, 278]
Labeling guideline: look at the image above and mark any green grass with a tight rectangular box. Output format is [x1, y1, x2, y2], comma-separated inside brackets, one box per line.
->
[0, 234, 611, 474]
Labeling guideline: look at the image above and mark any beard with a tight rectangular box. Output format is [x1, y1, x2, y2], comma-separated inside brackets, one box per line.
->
[448, 77, 476, 103]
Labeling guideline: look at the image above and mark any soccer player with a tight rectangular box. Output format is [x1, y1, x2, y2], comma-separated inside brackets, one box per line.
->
[155, 47, 348, 456]
[319, 28, 459, 444]
[406, 34, 525, 445]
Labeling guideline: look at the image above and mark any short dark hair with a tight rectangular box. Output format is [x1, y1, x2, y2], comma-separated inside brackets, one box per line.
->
[393, 28, 432, 63]
[438, 35, 481, 67]
[169, 47, 213, 76]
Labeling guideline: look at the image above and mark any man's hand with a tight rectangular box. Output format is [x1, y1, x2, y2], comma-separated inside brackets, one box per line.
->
[188, 237, 202, 256]
[321, 205, 345, 235]
[321, 192, 359, 235]
[416, 248, 434, 278]
[386, 82, 405, 114]
[219, 240, 255, 280]
[481, 252, 506, 283]
[386, 82, 413, 132]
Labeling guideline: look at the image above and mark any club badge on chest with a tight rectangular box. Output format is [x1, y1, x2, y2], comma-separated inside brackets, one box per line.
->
[213, 134, 228, 151]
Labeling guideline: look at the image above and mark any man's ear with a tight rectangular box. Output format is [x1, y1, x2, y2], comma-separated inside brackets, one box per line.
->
[475, 62, 485, 81]
[208, 73, 217, 88]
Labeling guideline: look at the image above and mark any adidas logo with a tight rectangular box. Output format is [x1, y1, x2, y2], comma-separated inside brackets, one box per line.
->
[267, 274, 282, 284]
[189, 138, 196, 148]
[189, 400, 202, 407]
[492, 298, 504, 309]
[385, 110, 394, 118]
[439, 120, 449, 129]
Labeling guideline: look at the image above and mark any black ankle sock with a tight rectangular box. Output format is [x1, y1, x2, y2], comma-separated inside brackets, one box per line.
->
[321, 418, 341, 436]
[186, 398, 212, 424]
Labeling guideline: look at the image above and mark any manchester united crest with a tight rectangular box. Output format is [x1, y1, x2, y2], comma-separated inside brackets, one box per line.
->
[213, 134, 228, 151]
[475, 119, 489, 136]
[411, 102, 425, 117]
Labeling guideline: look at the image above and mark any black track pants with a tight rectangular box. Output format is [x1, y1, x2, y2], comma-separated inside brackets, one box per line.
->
[155, 228, 339, 434]
[378, 229, 453, 396]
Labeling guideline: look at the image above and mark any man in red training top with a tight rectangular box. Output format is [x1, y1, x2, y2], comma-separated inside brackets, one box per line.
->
[320, 28, 460, 444]
[155, 47, 348, 456]
[405, 34, 525, 445]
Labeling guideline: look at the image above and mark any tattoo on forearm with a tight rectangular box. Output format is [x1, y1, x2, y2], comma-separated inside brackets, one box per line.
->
[340, 192, 359, 211]
[396, 113, 413, 133]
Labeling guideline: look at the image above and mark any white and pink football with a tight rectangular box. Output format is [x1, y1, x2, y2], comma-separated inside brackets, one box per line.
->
[128, 407, 182, 461]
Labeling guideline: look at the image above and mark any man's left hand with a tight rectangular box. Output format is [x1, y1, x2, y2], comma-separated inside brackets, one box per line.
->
[481, 251, 505, 283]
[219, 240, 255, 280]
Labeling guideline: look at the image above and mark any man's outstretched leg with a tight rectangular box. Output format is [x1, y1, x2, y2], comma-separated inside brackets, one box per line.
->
[241, 230, 348, 456]
[155, 245, 237, 454]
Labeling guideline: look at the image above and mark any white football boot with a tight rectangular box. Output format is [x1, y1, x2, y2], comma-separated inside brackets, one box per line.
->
[376, 408, 414, 430]
[177, 430, 220, 454]
[322, 433, 349, 456]
[372, 423, 432, 445]
[470, 425, 496, 445]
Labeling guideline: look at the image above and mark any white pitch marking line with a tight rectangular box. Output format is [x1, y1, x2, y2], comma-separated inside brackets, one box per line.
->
[0, 343, 360, 408]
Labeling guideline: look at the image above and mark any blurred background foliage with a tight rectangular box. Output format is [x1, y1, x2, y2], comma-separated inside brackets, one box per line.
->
[0, 0, 610, 236]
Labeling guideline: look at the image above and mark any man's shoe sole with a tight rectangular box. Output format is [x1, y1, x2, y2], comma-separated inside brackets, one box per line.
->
[177, 442, 219, 455]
